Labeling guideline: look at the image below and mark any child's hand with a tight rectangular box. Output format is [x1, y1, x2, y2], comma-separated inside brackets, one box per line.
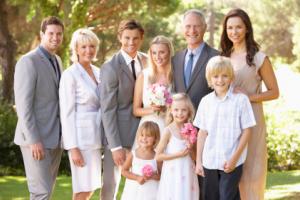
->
[223, 159, 237, 173]
[136, 175, 146, 185]
[178, 148, 189, 157]
[195, 162, 205, 177]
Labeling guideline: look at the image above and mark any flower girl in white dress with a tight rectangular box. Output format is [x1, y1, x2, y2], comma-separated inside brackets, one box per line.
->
[121, 121, 161, 200]
[156, 93, 199, 200]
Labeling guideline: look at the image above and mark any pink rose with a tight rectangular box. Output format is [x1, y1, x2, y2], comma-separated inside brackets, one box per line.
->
[142, 164, 153, 177]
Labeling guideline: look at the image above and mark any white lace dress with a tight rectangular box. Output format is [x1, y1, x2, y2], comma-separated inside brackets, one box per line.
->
[121, 151, 159, 200]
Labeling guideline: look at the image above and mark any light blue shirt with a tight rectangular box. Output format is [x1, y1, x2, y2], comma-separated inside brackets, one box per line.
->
[184, 42, 205, 73]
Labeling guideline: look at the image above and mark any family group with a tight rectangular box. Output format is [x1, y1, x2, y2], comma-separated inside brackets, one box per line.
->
[13, 7, 279, 200]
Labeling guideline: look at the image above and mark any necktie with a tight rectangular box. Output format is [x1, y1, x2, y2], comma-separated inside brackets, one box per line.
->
[131, 60, 136, 80]
[184, 53, 194, 87]
[49, 56, 61, 80]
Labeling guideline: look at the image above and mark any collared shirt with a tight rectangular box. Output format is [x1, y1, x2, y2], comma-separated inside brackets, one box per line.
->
[193, 86, 256, 170]
[39, 45, 60, 79]
[184, 42, 205, 73]
[39, 45, 53, 60]
[120, 49, 142, 76]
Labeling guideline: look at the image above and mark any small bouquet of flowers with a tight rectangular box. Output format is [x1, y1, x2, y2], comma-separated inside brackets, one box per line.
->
[180, 123, 198, 145]
[148, 83, 172, 115]
[142, 164, 154, 178]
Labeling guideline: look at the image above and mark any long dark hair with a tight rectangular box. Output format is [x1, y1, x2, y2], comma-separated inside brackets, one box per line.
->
[220, 8, 259, 67]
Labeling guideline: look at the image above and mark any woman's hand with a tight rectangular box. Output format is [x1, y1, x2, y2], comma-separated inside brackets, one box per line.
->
[233, 86, 249, 97]
[70, 148, 85, 167]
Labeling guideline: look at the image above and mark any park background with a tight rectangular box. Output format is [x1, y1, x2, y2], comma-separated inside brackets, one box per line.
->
[0, 0, 299, 199]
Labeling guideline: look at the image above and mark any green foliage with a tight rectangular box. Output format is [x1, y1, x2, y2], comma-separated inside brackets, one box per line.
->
[0, 100, 21, 175]
[266, 105, 300, 171]
[0, 99, 70, 176]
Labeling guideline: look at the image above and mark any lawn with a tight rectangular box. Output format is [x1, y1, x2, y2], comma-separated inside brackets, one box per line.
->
[0, 170, 299, 200]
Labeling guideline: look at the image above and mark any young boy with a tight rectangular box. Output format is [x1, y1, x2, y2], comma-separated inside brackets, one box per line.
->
[194, 56, 256, 199]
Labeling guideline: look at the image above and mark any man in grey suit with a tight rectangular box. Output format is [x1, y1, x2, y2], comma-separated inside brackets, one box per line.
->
[100, 19, 147, 200]
[172, 9, 218, 200]
[14, 16, 64, 200]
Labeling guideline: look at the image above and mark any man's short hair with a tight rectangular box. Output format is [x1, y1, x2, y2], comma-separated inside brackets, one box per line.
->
[183, 9, 206, 26]
[41, 16, 64, 33]
[117, 19, 144, 37]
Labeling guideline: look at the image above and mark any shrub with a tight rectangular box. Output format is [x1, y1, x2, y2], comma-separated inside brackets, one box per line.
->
[0, 100, 70, 175]
[266, 109, 300, 171]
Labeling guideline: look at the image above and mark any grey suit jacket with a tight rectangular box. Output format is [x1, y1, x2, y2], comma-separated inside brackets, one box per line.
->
[14, 47, 63, 148]
[100, 51, 147, 149]
[172, 43, 219, 109]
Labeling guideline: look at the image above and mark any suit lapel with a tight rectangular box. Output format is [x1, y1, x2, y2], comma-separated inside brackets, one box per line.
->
[117, 52, 135, 83]
[37, 49, 59, 87]
[75, 63, 100, 101]
[187, 44, 208, 91]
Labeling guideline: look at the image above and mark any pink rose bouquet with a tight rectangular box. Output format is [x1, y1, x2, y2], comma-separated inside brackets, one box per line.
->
[180, 123, 198, 145]
[148, 83, 172, 114]
[142, 164, 154, 178]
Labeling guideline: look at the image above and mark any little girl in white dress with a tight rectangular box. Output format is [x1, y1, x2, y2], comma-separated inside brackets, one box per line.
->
[156, 93, 199, 200]
[121, 121, 161, 200]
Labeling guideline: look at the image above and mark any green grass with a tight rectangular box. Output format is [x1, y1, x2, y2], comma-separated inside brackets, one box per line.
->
[0, 171, 299, 200]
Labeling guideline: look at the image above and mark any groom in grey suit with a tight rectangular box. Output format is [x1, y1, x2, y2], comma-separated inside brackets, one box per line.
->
[172, 9, 218, 200]
[100, 19, 147, 200]
[14, 16, 64, 200]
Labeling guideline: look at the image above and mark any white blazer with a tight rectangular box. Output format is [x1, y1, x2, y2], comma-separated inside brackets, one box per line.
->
[59, 63, 102, 150]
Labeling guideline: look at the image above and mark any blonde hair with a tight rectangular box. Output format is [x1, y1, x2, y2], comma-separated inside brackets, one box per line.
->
[70, 28, 100, 63]
[136, 121, 160, 148]
[148, 35, 174, 85]
[166, 93, 195, 125]
[206, 56, 234, 88]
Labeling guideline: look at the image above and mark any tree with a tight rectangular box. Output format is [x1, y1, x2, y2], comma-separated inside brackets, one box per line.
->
[0, 0, 17, 102]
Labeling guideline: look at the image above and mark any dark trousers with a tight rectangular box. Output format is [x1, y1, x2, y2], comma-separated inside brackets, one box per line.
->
[203, 165, 243, 200]
[198, 175, 204, 200]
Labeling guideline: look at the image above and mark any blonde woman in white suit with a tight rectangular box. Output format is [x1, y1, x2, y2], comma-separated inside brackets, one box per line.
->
[59, 28, 102, 200]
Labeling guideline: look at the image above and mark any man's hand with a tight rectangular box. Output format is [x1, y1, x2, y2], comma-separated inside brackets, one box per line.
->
[112, 149, 126, 166]
[30, 142, 45, 160]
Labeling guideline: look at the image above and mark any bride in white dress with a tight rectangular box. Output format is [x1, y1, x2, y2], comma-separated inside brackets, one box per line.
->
[133, 35, 174, 142]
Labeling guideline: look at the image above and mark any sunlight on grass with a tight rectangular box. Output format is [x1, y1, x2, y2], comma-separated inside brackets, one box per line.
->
[265, 170, 300, 200]
[1, 171, 299, 200]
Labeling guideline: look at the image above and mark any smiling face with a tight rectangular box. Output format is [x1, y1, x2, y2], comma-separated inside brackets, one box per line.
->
[150, 43, 170, 69]
[40, 24, 63, 54]
[226, 16, 247, 46]
[77, 42, 96, 65]
[118, 29, 143, 58]
[183, 12, 206, 49]
[211, 71, 232, 97]
[137, 130, 156, 149]
[171, 100, 190, 125]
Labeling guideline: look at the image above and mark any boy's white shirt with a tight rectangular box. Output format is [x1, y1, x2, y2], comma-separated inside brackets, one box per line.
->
[193, 86, 256, 170]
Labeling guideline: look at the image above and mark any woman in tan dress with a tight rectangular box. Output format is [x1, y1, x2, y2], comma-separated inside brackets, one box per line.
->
[220, 8, 279, 199]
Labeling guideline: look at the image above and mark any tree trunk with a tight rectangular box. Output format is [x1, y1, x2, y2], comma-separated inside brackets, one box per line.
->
[0, 0, 17, 102]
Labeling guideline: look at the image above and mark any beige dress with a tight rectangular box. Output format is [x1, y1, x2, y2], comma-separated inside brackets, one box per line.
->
[231, 51, 267, 200]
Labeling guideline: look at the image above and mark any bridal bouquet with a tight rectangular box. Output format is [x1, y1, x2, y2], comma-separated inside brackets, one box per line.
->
[180, 123, 198, 145]
[142, 164, 154, 178]
[148, 83, 172, 114]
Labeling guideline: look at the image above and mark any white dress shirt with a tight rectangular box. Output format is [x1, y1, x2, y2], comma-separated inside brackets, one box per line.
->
[193, 86, 256, 170]
[120, 49, 142, 76]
